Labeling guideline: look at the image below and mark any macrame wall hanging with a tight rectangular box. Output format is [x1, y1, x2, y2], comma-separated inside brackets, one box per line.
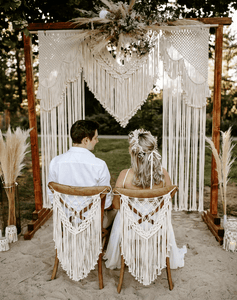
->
[37, 25, 210, 210]
[160, 28, 210, 211]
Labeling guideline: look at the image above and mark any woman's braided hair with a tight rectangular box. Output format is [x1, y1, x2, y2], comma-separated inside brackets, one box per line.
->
[128, 129, 164, 188]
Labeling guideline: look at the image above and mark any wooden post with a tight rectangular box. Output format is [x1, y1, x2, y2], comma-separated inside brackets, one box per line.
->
[210, 25, 223, 215]
[23, 33, 43, 211]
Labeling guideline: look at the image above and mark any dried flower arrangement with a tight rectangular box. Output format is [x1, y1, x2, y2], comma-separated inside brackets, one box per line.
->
[72, 0, 202, 57]
[0, 127, 31, 226]
[205, 128, 236, 226]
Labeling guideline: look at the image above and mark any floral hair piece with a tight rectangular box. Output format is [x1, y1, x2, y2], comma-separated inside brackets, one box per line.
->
[128, 129, 146, 157]
[128, 128, 160, 157]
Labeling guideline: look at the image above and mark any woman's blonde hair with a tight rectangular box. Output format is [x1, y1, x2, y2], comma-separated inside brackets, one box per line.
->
[129, 129, 164, 188]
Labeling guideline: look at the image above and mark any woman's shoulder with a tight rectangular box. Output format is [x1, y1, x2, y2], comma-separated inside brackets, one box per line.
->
[162, 168, 172, 186]
[115, 169, 131, 188]
[119, 169, 130, 176]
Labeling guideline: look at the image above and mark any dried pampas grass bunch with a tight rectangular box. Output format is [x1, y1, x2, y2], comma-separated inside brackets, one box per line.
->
[205, 128, 236, 218]
[0, 127, 31, 225]
[71, 0, 204, 57]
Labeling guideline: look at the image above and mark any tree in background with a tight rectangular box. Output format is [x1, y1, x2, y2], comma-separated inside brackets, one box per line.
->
[206, 29, 237, 135]
[0, 0, 237, 131]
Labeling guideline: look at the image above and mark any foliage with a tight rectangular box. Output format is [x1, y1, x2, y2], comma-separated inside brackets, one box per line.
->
[72, 0, 180, 56]
[85, 88, 163, 144]
[0, 0, 236, 128]
[206, 29, 237, 132]
[175, 0, 237, 18]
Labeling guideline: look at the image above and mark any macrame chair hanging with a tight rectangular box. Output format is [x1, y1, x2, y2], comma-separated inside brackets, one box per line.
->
[37, 25, 210, 210]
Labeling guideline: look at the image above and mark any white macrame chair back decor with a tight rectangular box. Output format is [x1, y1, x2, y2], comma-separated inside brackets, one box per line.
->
[48, 182, 110, 282]
[5, 225, 18, 243]
[115, 186, 178, 288]
[37, 25, 211, 211]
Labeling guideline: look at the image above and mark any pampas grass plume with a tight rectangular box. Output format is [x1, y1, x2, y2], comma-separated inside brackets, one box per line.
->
[205, 128, 236, 215]
[0, 127, 31, 185]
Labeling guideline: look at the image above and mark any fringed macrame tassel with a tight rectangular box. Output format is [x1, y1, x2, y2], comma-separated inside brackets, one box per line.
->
[120, 194, 172, 286]
[41, 75, 85, 208]
[52, 192, 102, 281]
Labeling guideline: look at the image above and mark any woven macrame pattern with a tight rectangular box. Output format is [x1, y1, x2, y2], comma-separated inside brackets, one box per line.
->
[37, 26, 210, 210]
[53, 191, 102, 281]
[163, 27, 209, 80]
[160, 30, 209, 212]
[223, 219, 237, 252]
[120, 192, 172, 286]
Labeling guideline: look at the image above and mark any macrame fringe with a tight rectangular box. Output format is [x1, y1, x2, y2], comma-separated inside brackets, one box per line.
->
[160, 34, 207, 212]
[53, 192, 102, 281]
[37, 28, 210, 211]
[120, 194, 172, 286]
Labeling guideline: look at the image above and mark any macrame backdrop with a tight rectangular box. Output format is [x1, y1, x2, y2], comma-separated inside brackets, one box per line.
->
[160, 28, 210, 211]
[37, 26, 210, 210]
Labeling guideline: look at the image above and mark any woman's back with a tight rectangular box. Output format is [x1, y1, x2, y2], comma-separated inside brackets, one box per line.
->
[116, 167, 171, 190]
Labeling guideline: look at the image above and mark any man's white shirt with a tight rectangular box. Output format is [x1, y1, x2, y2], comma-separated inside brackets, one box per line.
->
[47, 147, 112, 209]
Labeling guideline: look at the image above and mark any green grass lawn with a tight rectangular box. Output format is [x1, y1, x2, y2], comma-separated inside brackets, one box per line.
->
[1, 137, 236, 232]
[94, 139, 131, 187]
[95, 139, 237, 187]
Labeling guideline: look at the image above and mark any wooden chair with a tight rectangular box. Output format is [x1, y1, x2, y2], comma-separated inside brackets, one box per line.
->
[113, 185, 178, 293]
[48, 182, 111, 289]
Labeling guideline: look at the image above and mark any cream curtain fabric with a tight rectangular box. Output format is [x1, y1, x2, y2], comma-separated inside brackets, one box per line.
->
[37, 27, 210, 210]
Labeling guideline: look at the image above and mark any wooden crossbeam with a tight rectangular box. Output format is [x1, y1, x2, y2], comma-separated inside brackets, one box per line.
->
[23, 16, 232, 240]
[26, 17, 232, 32]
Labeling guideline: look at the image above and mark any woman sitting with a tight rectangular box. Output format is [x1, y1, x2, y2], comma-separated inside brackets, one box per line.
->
[104, 129, 187, 269]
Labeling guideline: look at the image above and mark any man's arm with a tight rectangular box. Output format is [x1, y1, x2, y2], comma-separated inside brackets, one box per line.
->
[47, 160, 57, 205]
[98, 162, 112, 209]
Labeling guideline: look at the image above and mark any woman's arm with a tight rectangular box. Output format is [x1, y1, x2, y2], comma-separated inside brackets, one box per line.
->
[163, 168, 172, 186]
[112, 169, 128, 209]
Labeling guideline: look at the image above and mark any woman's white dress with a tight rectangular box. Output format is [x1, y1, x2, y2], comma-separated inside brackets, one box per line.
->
[104, 170, 187, 270]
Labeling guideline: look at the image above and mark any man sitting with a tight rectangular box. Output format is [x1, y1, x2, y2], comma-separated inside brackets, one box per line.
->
[47, 120, 114, 227]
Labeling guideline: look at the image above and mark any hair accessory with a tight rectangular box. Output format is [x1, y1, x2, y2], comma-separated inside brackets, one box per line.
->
[129, 129, 152, 156]
[129, 129, 161, 188]
[148, 150, 161, 188]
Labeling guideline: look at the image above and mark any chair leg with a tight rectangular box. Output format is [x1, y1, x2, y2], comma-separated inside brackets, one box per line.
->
[98, 252, 104, 289]
[51, 249, 59, 280]
[117, 255, 125, 293]
[166, 257, 173, 290]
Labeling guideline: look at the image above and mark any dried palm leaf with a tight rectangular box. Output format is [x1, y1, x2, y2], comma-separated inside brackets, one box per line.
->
[101, 0, 113, 10]
[118, 3, 126, 19]
[128, 0, 136, 12]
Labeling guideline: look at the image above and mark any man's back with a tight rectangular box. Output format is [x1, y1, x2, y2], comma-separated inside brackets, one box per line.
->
[48, 147, 109, 187]
[47, 120, 112, 211]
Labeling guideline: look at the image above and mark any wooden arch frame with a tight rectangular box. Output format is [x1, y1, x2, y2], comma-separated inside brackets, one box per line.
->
[23, 17, 232, 240]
